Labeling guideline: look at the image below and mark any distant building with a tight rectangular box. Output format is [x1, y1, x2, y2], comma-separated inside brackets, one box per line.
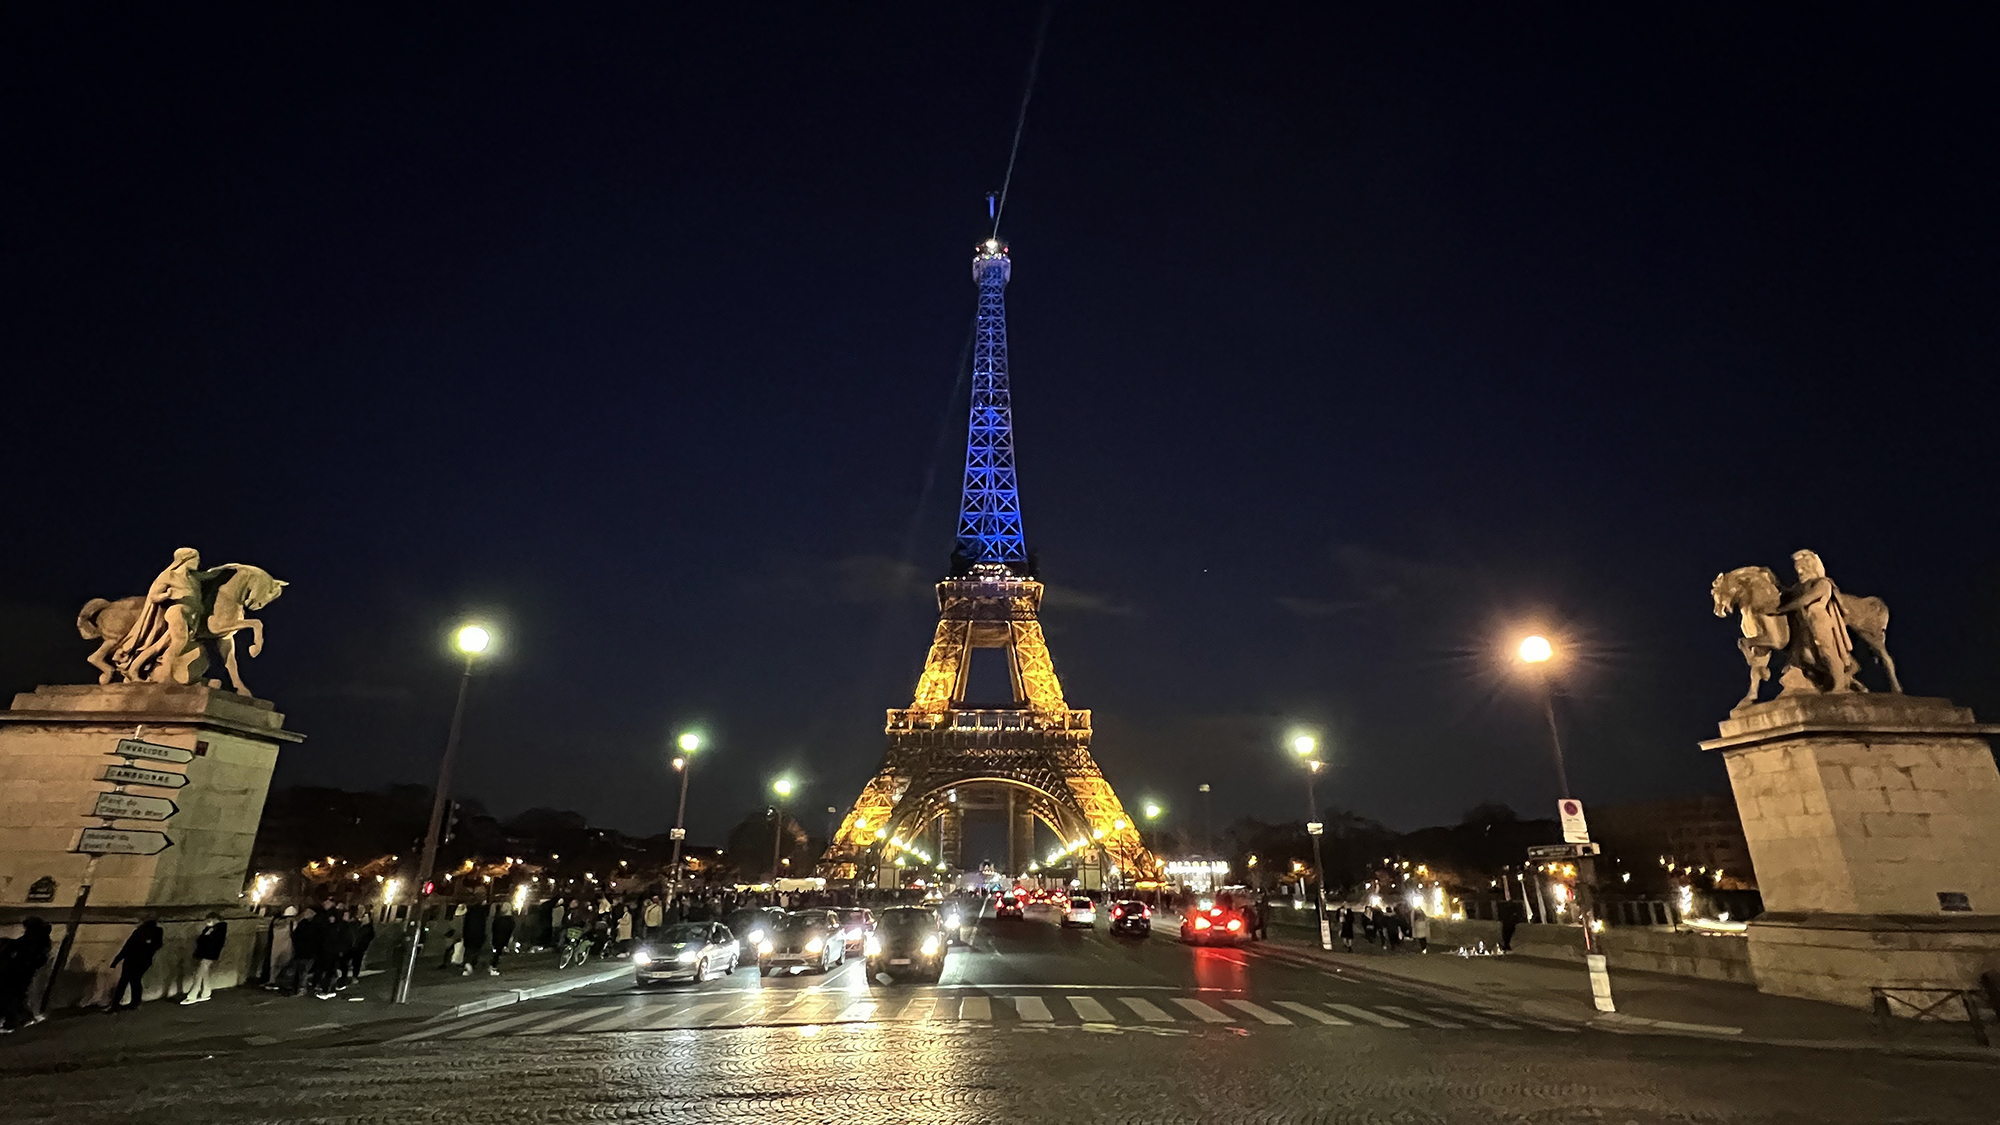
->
[1592, 795, 1756, 890]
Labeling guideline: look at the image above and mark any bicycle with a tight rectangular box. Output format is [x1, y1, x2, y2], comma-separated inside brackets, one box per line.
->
[557, 926, 589, 969]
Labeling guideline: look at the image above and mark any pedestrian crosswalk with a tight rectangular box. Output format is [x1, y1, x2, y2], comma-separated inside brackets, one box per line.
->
[393, 990, 1572, 1042]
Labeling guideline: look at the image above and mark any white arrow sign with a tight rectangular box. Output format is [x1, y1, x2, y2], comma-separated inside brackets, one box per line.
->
[102, 764, 189, 789]
[113, 738, 196, 765]
[92, 792, 180, 822]
[74, 828, 174, 856]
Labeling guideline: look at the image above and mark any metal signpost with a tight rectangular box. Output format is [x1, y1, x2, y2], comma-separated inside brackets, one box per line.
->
[102, 763, 190, 789]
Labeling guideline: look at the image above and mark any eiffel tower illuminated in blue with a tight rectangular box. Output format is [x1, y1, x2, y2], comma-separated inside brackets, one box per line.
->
[955, 237, 1028, 569]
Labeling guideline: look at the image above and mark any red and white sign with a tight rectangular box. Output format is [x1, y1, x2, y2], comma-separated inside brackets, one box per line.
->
[1558, 799, 1590, 844]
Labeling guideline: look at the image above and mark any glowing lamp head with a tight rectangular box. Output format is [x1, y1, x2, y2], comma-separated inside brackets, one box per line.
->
[1519, 635, 1554, 664]
[677, 732, 701, 753]
[1292, 734, 1317, 758]
[671, 757, 685, 771]
[456, 625, 492, 655]
[773, 778, 794, 798]
[1143, 803, 1161, 820]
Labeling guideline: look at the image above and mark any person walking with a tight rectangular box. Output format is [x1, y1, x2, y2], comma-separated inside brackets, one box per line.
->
[643, 896, 664, 942]
[1499, 899, 1521, 953]
[347, 913, 375, 981]
[1411, 907, 1431, 954]
[180, 913, 228, 1004]
[489, 907, 515, 975]
[109, 917, 164, 1010]
[460, 900, 491, 976]
[1251, 892, 1270, 941]
[265, 907, 297, 991]
[288, 906, 323, 995]
[317, 908, 353, 997]
[1338, 906, 1356, 952]
[614, 904, 634, 955]
[0, 917, 53, 1032]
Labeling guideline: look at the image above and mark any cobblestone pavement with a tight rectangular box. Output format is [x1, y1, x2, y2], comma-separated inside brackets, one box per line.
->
[5, 1019, 1994, 1124]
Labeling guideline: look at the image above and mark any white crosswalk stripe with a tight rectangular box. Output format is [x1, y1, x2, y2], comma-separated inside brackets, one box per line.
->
[404, 991, 1562, 1038]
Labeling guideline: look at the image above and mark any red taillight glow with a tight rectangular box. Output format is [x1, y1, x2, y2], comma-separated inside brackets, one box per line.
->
[1142, 906, 1151, 917]
[1193, 916, 1212, 930]
[1111, 906, 1123, 918]
[1208, 908, 1222, 917]
[1226, 918, 1243, 931]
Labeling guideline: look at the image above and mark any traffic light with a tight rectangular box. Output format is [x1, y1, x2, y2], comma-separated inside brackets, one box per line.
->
[442, 801, 461, 844]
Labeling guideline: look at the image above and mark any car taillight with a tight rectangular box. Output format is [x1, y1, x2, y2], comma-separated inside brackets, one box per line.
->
[1142, 906, 1151, 917]
[1111, 906, 1122, 918]
[1194, 916, 1211, 930]
[1226, 918, 1242, 931]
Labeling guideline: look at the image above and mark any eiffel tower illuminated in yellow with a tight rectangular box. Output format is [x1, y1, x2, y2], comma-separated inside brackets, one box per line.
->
[820, 237, 1150, 887]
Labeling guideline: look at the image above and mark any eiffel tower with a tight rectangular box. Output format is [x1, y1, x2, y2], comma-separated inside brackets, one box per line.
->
[821, 237, 1151, 887]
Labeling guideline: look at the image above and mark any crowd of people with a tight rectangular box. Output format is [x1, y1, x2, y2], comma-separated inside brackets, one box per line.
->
[264, 902, 376, 998]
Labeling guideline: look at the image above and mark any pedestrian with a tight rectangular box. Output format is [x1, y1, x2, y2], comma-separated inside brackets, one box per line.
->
[1411, 908, 1430, 954]
[1362, 906, 1379, 946]
[460, 900, 490, 976]
[614, 904, 634, 954]
[1338, 906, 1356, 952]
[1387, 909, 1404, 952]
[0, 917, 53, 1032]
[266, 906, 297, 990]
[180, 913, 228, 1004]
[1250, 894, 1268, 941]
[643, 896, 663, 941]
[109, 916, 164, 1010]
[489, 907, 515, 975]
[289, 906, 323, 995]
[348, 913, 375, 981]
[1499, 899, 1521, 953]
[317, 909, 353, 996]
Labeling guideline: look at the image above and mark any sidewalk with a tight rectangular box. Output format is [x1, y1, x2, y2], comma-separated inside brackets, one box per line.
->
[1251, 917, 1997, 1060]
[0, 950, 631, 1075]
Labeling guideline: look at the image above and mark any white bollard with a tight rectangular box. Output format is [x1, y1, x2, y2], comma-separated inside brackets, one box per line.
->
[1586, 952, 1615, 1012]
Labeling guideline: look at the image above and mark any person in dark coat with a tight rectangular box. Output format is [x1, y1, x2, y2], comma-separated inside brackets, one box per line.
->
[180, 913, 227, 1004]
[0, 917, 53, 1031]
[488, 908, 515, 975]
[317, 909, 354, 996]
[109, 917, 164, 1010]
[1499, 899, 1522, 953]
[289, 907, 326, 996]
[346, 915, 374, 982]
[460, 901, 490, 975]
[1338, 906, 1356, 952]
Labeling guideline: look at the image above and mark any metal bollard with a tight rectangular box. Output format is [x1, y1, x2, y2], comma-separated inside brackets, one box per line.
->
[1586, 953, 1615, 1013]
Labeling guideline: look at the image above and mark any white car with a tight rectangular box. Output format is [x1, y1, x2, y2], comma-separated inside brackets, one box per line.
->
[1060, 896, 1096, 928]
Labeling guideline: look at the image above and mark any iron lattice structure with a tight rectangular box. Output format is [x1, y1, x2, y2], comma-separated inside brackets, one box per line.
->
[822, 240, 1150, 886]
[956, 241, 1026, 566]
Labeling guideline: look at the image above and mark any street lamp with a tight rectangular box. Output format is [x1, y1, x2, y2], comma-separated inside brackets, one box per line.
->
[1513, 633, 1613, 1011]
[770, 777, 795, 884]
[668, 732, 701, 895]
[1291, 733, 1333, 951]
[393, 623, 493, 1004]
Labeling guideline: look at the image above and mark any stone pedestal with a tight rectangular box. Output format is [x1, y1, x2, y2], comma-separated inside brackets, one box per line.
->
[0, 683, 302, 1007]
[1701, 694, 2000, 1009]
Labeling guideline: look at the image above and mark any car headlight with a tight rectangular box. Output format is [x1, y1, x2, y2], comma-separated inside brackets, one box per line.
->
[758, 940, 774, 955]
[677, 948, 702, 963]
[920, 936, 940, 957]
[864, 935, 881, 957]
[632, 950, 652, 966]
[945, 914, 961, 928]
[805, 936, 824, 954]
[747, 930, 764, 945]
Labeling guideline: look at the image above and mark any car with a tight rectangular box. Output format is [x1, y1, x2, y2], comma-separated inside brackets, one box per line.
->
[758, 910, 846, 974]
[865, 906, 948, 982]
[633, 922, 740, 984]
[1060, 895, 1096, 928]
[995, 893, 1025, 919]
[1107, 900, 1151, 937]
[724, 907, 786, 951]
[1180, 904, 1248, 945]
[836, 908, 874, 955]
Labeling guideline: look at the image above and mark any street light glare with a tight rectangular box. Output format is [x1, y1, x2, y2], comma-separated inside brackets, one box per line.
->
[1144, 802, 1162, 819]
[1292, 734, 1316, 757]
[455, 625, 491, 655]
[773, 778, 794, 797]
[1519, 634, 1554, 664]
[677, 732, 701, 753]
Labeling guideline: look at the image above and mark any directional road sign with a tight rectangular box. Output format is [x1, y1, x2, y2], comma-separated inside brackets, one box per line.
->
[113, 738, 196, 765]
[102, 764, 189, 789]
[91, 792, 180, 822]
[1526, 842, 1602, 860]
[669, 827, 687, 840]
[74, 828, 174, 856]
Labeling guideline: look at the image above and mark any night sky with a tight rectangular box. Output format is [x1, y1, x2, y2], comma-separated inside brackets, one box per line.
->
[7, 8, 1997, 850]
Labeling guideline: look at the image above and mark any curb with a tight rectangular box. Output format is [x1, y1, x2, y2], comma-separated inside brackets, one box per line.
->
[438, 963, 634, 1020]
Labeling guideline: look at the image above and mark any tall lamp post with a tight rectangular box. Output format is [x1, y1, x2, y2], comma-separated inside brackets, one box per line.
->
[770, 777, 794, 885]
[1517, 634, 1613, 1012]
[1292, 734, 1333, 951]
[668, 732, 700, 895]
[393, 623, 492, 1004]
[1142, 802, 1163, 906]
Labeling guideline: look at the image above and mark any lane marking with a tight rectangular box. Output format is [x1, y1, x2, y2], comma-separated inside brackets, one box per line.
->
[516, 1006, 620, 1036]
[1380, 1005, 1462, 1029]
[961, 996, 992, 1021]
[1066, 996, 1115, 1022]
[390, 1012, 515, 1042]
[1170, 998, 1234, 1023]
[1012, 995, 1054, 1021]
[576, 1004, 663, 1032]
[924, 997, 960, 1022]
[1272, 1000, 1352, 1025]
[836, 1000, 878, 1022]
[448, 1009, 560, 1039]
[1328, 1003, 1408, 1028]
[634, 998, 737, 1030]
[1222, 999, 1293, 1025]
[1121, 997, 1173, 1023]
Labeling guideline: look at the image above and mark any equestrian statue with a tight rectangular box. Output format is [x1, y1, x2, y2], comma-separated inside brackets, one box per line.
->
[77, 547, 288, 696]
[1710, 549, 1900, 711]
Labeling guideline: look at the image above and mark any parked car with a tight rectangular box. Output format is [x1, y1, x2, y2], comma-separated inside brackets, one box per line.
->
[759, 910, 846, 975]
[1107, 900, 1151, 937]
[1060, 896, 1096, 928]
[634, 922, 740, 984]
[865, 906, 948, 982]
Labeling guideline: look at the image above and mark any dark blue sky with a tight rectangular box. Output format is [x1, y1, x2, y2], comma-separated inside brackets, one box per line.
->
[6, 7, 1996, 847]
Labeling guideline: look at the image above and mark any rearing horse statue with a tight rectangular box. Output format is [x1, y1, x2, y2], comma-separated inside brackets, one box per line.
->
[1711, 565, 1900, 709]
